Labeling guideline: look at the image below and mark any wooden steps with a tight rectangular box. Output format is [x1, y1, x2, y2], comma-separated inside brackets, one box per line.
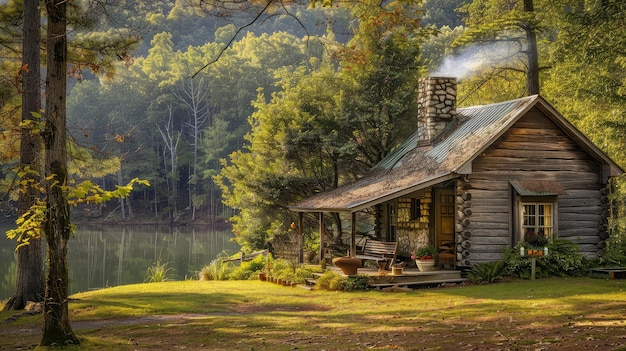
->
[369, 278, 467, 290]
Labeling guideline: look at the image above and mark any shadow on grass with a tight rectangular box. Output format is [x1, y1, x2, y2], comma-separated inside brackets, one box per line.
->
[3, 278, 626, 350]
[435, 277, 626, 300]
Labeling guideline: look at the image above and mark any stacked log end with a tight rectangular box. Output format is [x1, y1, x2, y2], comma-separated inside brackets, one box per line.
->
[456, 179, 472, 267]
[598, 186, 610, 257]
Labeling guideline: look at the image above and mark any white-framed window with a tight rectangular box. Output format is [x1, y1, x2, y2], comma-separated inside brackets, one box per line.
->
[521, 202, 553, 242]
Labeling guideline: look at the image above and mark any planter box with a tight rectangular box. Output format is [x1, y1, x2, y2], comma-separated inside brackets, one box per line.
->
[590, 268, 626, 280]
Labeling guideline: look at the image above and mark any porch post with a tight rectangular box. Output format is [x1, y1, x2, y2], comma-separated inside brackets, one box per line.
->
[298, 212, 304, 263]
[351, 212, 356, 257]
[319, 212, 325, 261]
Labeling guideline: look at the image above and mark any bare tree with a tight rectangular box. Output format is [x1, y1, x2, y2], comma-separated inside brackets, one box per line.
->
[171, 78, 211, 220]
[158, 105, 182, 220]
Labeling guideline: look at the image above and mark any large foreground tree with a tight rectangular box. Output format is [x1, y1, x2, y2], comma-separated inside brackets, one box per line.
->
[40, 0, 80, 345]
[3, 0, 45, 311]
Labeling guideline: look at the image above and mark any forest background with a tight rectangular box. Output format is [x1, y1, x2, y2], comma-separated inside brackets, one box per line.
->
[1, 0, 625, 256]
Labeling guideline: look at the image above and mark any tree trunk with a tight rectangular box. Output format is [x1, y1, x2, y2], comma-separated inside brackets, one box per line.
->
[40, 0, 79, 345]
[3, 0, 45, 312]
[523, 0, 540, 95]
[118, 169, 126, 220]
[158, 105, 181, 220]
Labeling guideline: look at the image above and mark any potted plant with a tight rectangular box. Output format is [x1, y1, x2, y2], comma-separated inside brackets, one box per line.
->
[411, 246, 436, 272]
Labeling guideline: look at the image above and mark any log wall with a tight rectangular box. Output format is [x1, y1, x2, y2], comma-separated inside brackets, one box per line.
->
[467, 107, 607, 262]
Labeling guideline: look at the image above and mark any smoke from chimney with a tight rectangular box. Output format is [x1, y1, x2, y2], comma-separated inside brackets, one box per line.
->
[430, 41, 520, 79]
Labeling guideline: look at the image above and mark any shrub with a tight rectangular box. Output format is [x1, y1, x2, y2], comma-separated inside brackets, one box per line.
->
[264, 258, 318, 284]
[540, 240, 590, 277]
[268, 258, 295, 281]
[504, 240, 590, 279]
[199, 252, 234, 281]
[229, 254, 267, 280]
[291, 266, 317, 284]
[468, 261, 507, 283]
[600, 235, 626, 267]
[503, 248, 533, 279]
[315, 271, 370, 291]
[342, 275, 371, 291]
[315, 271, 343, 291]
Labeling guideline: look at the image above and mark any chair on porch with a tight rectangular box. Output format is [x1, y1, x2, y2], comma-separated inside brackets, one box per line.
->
[438, 241, 455, 269]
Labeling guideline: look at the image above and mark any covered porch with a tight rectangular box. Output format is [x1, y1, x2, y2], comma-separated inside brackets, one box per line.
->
[289, 177, 468, 271]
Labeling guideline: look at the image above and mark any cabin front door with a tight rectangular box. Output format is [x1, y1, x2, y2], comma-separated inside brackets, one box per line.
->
[435, 188, 456, 268]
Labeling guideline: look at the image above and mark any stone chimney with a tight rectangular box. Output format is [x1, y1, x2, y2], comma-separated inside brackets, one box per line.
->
[417, 77, 457, 143]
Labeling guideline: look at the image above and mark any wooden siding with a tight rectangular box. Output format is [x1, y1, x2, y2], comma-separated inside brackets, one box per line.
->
[468, 107, 604, 262]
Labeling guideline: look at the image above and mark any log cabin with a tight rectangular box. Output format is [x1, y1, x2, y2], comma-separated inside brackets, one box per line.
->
[288, 77, 624, 267]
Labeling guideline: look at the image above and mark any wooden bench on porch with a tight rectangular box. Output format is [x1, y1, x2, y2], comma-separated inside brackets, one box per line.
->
[355, 239, 398, 270]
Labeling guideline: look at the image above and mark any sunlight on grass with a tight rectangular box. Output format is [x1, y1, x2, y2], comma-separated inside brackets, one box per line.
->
[3, 278, 625, 350]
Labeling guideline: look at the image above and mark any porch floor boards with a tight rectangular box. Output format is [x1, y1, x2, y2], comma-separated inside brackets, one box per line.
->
[304, 267, 466, 290]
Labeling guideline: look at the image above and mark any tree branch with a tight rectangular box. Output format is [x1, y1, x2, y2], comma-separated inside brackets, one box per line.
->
[191, 0, 276, 78]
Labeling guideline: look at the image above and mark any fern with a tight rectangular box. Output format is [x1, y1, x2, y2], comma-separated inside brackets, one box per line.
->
[468, 261, 507, 283]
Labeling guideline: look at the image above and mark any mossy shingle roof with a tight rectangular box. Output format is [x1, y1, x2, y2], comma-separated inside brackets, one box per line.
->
[288, 95, 622, 212]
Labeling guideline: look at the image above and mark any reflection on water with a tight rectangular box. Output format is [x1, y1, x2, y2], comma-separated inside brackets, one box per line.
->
[0, 222, 239, 300]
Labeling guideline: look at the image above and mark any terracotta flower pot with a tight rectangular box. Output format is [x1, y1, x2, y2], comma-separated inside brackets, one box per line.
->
[333, 256, 361, 275]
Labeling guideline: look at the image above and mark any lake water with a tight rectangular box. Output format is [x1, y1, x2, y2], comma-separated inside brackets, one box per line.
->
[0, 221, 239, 300]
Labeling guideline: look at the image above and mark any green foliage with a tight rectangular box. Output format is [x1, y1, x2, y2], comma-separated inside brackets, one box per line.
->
[504, 241, 591, 279]
[268, 258, 297, 282]
[342, 275, 371, 291]
[229, 253, 268, 280]
[289, 266, 316, 284]
[415, 246, 436, 258]
[263, 258, 318, 284]
[468, 261, 506, 283]
[600, 244, 626, 267]
[600, 178, 626, 267]
[503, 245, 532, 279]
[218, 0, 429, 250]
[6, 178, 149, 249]
[540, 240, 591, 277]
[5, 200, 46, 249]
[315, 271, 344, 291]
[199, 252, 234, 281]
[65, 178, 150, 206]
[524, 230, 550, 247]
[421, 0, 468, 28]
[145, 259, 174, 282]
[315, 271, 370, 291]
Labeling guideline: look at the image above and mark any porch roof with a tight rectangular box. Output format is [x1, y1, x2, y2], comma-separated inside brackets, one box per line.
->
[288, 95, 623, 213]
[510, 180, 568, 196]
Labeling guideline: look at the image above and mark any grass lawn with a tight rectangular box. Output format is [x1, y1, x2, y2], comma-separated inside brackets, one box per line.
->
[1, 277, 626, 350]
